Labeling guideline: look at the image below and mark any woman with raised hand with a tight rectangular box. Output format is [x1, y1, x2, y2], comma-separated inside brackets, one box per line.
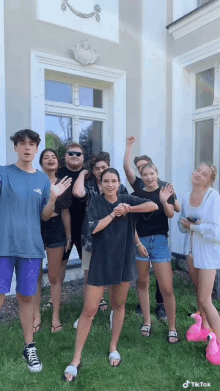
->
[132, 163, 179, 343]
[64, 168, 158, 382]
[178, 163, 220, 364]
[33, 149, 72, 334]
[72, 152, 128, 328]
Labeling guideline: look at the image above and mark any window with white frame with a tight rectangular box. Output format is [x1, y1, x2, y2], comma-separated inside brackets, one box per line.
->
[193, 63, 220, 189]
[197, 0, 212, 7]
[44, 72, 108, 163]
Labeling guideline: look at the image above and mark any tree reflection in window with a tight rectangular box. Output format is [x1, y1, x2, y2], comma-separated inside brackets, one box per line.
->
[45, 115, 72, 161]
[79, 119, 102, 162]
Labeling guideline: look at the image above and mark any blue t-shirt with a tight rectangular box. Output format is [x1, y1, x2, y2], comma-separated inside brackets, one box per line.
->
[0, 164, 51, 258]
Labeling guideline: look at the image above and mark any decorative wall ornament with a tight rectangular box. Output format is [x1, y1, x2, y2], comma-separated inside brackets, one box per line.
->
[61, 1, 101, 22]
[70, 40, 99, 66]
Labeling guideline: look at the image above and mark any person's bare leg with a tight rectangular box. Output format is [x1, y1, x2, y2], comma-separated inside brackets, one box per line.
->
[47, 247, 64, 332]
[83, 270, 89, 298]
[153, 263, 177, 342]
[110, 282, 130, 366]
[33, 268, 43, 333]
[65, 284, 104, 382]
[198, 269, 220, 340]
[187, 256, 209, 328]
[0, 294, 5, 310]
[59, 259, 68, 285]
[136, 261, 151, 333]
[17, 293, 35, 345]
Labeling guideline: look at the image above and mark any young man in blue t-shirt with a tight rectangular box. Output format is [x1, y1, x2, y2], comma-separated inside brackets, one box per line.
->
[0, 129, 72, 373]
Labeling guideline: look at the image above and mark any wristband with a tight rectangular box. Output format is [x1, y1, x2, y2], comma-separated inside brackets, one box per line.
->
[66, 236, 72, 241]
[110, 213, 114, 220]
[136, 242, 142, 248]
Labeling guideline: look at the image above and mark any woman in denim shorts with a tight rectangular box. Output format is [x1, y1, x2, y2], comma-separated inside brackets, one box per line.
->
[132, 162, 179, 344]
[33, 149, 72, 334]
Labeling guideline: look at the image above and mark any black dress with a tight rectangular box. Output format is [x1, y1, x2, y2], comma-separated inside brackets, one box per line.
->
[87, 194, 149, 286]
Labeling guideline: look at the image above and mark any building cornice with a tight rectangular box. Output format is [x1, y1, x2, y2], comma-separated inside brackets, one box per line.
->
[167, 0, 220, 40]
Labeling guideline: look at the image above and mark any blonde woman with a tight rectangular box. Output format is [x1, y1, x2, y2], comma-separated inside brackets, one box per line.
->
[179, 163, 220, 363]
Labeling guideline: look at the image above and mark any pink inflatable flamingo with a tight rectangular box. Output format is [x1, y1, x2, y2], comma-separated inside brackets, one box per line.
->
[206, 333, 220, 365]
[186, 313, 209, 342]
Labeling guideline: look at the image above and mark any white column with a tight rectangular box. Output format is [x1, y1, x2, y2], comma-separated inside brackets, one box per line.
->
[141, 0, 167, 180]
[0, 0, 6, 166]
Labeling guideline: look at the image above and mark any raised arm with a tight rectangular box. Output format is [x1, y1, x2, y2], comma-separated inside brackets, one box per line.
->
[41, 177, 72, 221]
[123, 136, 136, 186]
[72, 169, 90, 198]
[159, 184, 175, 218]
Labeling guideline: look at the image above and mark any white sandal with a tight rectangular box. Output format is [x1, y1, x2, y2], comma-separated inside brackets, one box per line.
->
[63, 364, 78, 382]
[109, 351, 121, 367]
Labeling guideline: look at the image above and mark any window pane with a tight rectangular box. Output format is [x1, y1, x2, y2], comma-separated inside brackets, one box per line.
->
[79, 87, 102, 108]
[195, 119, 213, 168]
[45, 115, 72, 160]
[45, 80, 72, 104]
[196, 68, 214, 109]
[79, 119, 102, 162]
[197, 0, 211, 7]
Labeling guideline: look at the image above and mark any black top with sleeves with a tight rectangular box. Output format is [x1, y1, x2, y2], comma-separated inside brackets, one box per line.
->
[131, 183, 175, 238]
[87, 194, 149, 286]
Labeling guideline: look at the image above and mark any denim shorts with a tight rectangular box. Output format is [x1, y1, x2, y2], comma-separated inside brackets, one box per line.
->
[136, 235, 171, 263]
[0, 256, 42, 296]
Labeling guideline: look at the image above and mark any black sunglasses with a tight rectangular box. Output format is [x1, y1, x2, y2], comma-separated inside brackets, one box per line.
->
[67, 151, 83, 157]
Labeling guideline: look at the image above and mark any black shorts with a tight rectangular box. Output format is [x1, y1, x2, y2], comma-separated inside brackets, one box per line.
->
[41, 215, 66, 249]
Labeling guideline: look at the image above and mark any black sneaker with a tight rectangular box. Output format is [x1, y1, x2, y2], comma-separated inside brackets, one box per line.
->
[155, 303, 167, 321]
[23, 342, 43, 373]
[136, 304, 143, 315]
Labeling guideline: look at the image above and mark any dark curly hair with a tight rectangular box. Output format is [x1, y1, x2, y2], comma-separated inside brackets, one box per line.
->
[89, 152, 110, 171]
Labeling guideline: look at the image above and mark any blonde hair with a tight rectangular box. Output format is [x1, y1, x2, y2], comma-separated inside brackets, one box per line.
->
[140, 162, 158, 177]
[200, 163, 217, 184]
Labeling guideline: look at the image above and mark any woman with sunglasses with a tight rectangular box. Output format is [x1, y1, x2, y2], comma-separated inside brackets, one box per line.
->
[179, 163, 220, 364]
[33, 149, 72, 333]
[64, 168, 158, 382]
[72, 152, 128, 327]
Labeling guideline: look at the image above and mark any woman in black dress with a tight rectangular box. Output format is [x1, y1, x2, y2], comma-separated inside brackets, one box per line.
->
[64, 168, 158, 382]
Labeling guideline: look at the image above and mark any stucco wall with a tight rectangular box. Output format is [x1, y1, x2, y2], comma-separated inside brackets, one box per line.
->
[5, 0, 142, 166]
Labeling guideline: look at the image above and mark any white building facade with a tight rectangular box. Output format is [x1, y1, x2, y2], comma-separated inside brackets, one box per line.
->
[1, 0, 219, 293]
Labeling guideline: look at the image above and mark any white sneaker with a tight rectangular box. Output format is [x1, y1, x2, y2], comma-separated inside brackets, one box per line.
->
[73, 318, 79, 329]
[110, 310, 113, 330]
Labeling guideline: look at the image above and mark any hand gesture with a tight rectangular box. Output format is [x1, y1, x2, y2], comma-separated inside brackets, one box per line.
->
[137, 244, 149, 257]
[127, 136, 135, 147]
[114, 203, 131, 217]
[50, 176, 72, 200]
[159, 183, 174, 204]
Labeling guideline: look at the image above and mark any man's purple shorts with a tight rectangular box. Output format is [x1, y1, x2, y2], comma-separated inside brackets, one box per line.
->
[0, 257, 42, 296]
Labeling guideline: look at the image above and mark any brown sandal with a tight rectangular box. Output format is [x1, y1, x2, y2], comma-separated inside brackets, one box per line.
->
[33, 323, 42, 334]
[51, 324, 63, 333]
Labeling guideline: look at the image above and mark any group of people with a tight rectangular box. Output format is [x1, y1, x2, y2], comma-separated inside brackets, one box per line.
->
[0, 130, 220, 381]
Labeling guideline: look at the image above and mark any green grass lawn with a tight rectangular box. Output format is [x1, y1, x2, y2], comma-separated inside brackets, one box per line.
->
[1, 273, 220, 391]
